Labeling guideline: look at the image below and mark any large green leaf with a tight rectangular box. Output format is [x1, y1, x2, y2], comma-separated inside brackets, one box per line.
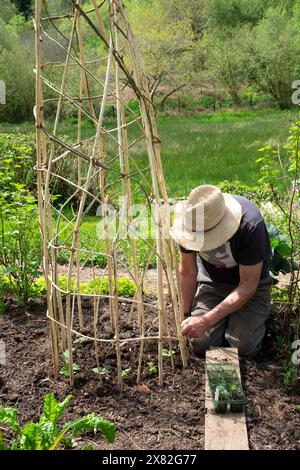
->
[271, 249, 292, 275]
[40, 393, 73, 424]
[40, 393, 59, 424]
[0, 407, 21, 434]
[67, 413, 116, 444]
[60, 364, 81, 377]
[19, 422, 42, 450]
[55, 395, 73, 422]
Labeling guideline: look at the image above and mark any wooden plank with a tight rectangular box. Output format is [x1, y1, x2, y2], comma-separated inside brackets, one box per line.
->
[205, 347, 249, 450]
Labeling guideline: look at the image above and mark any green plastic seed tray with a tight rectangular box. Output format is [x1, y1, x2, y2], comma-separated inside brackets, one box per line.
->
[205, 362, 247, 413]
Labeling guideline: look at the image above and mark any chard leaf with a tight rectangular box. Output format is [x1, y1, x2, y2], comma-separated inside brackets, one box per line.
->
[55, 395, 73, 421]
[66, 413, 116, 444]
[0, 407, 21, 434]
[41, 393, 73, 424]
[20, 422, 42, 450]
[40, 393, 59, 424]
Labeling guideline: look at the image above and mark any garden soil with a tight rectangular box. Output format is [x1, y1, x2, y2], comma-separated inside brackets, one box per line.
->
[0, 299, 299, 450]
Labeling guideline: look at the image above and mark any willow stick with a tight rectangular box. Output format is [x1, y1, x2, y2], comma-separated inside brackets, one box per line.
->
[157, 235, 164, 386]
[75, 1, 84, 330]
[35, 0, 59, 377]
[112, 248, 123, 393]
[92, 262, 103, 385]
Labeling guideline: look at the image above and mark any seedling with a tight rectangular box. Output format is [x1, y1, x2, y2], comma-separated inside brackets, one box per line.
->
[206, 362, 247, 414]
[92, 367, 109, 376]
[60, 350, 81, 377]
[147, 361, 158, 375]
[162, 348, 174, 358]
[73, 337, 89, 345]
[121, 368, 131, 378]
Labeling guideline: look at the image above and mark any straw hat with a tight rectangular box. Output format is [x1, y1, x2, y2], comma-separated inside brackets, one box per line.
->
[169, 185, 242, 252]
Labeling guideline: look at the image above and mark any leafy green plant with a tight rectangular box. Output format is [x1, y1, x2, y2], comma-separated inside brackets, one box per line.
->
[0, 147, 41, 305]
[73, 337, 89, 345]
[257, 119, 300, 362]
[0, 393, 116, 450]
[28, 275, 137, 300]
[60, 350, 81, 378]
[92, 367, 108, 376]
[206, 364, 246, 403]
[0, 133, 36, 191]
[121, 368, 131, 378]
[218, 180, 266, 205]
[257, 123, 300, 266]
[294, 405, 300, 413]
[162, 348, 174, 358]
[147, 361, 158, 375]
[282, 361, 298, 388]
[266, 222, 299, 281]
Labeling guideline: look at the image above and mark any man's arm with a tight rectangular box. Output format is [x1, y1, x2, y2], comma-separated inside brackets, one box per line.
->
[181, 262, 263, 338]
[179, 251, 198, 317]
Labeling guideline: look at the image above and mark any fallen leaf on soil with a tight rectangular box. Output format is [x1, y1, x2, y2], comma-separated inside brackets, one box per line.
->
[137, 383, 151, 395]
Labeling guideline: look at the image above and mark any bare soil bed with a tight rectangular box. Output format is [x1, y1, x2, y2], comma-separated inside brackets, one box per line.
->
[0, 299, 299, 450]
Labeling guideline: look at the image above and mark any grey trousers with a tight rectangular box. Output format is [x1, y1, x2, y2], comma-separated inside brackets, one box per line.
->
[190, 282, 271, 358]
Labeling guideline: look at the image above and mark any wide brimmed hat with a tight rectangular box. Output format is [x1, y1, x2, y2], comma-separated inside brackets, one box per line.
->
[169, 185, 242, 252]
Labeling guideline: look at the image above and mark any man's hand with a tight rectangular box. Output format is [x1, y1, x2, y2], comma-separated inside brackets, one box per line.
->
[181, 315, 211, 339]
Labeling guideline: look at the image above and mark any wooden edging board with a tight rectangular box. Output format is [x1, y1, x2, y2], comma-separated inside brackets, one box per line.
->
[205, 347, 249, 450]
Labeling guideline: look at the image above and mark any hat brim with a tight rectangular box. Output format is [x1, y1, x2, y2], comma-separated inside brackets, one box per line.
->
[169, 194, 242, 252]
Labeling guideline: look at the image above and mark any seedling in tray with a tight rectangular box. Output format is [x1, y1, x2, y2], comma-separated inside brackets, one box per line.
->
[205, 362, 247, 413]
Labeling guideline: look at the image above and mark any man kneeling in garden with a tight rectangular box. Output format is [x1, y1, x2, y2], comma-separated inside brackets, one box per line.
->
[170, 185, 272, 357]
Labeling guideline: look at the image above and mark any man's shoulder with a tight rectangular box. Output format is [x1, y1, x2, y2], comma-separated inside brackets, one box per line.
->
[232, 195, 263, 230]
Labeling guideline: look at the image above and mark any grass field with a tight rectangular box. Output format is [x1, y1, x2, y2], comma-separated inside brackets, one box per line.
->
[0, 108, 298, 198]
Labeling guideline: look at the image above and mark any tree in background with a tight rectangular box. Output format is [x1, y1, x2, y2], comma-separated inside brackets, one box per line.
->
[1, 0, 300, 121]
[239, 7, 300, 109]
[0, 4, 35, 121]
[204, 0, 300, 109]
[1, 0, 18, 22]
[127, 0, 198, 109]
[205, 0, 287, 29]
[205, 33, 244, 106]
[11, 0, 33, 19]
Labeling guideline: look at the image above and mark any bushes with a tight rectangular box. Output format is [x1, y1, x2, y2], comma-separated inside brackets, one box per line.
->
[0, 139, 41, 306]
[0, 14, 35, 122]
[28, 274, 137, 299]
[0, 133, 36, 191]
[218, 180, 267, 204]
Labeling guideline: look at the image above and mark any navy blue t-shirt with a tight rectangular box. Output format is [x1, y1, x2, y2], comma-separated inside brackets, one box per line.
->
[179, 196, 272, 285]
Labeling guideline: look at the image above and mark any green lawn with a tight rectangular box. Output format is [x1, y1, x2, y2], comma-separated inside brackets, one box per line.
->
[156, 109, 297, 197]
[1, 108, 297, 198]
